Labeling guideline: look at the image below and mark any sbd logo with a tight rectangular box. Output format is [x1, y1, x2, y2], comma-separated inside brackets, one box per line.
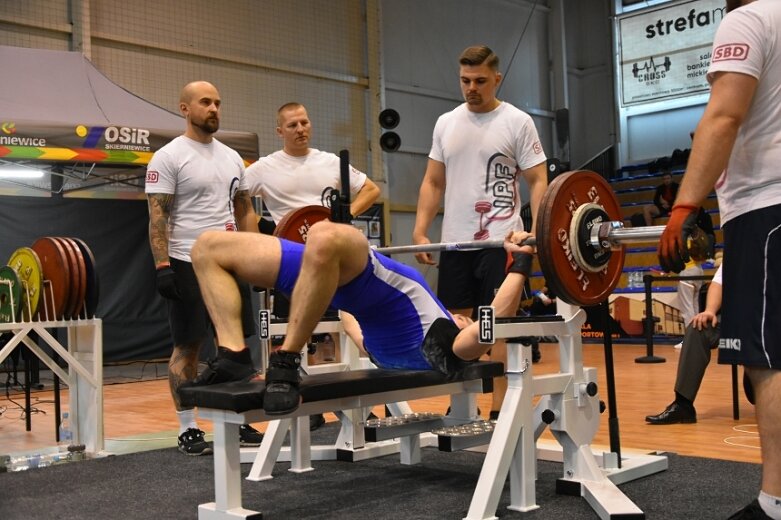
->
[713, 44, 749, 62]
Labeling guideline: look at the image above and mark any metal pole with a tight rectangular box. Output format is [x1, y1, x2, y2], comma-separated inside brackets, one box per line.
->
[375, 238, 508, 255]
[636, 273, 665, 363]
[601, 300, 622, 466]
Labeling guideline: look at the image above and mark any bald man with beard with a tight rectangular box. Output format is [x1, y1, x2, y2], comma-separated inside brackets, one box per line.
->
[145, 81, 263, 455]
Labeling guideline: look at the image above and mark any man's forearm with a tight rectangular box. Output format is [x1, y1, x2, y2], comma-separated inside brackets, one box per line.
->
[350, 179, 381, 217]
[413, 182, 442, 239]
[234, 190, 259, 233]
[147, 193, 172, 265]
[491, 272, 525, 317]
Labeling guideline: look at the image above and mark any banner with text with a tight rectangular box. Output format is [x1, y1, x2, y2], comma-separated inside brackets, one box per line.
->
[618, 0, 726, 107]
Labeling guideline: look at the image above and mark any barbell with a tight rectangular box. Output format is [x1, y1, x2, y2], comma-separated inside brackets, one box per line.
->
[273, 170, 705, 307]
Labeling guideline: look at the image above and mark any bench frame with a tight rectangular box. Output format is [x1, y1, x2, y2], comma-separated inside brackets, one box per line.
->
[197, 373, 494, 519]
[195, 304, 668, 520]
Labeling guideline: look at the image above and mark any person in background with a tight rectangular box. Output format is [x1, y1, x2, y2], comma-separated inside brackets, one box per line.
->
[646, 264, 723, 424]
[643, 170, 678, 226]
[145, 81, 263, 455]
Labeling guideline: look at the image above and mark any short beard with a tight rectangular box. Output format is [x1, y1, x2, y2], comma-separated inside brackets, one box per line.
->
[194, 117, 219, 134]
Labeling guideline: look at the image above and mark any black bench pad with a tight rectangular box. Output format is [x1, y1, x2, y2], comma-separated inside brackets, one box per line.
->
[179, 361, 504, 413]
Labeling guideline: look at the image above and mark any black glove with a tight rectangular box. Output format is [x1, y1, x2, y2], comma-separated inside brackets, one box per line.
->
[156, 265, 181, 300]
[507, 251, 533, 277]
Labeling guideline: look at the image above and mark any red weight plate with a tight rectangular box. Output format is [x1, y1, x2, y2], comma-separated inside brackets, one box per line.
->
[535, 170, 625, 307]
[52, 237, 80, 320]
[72, 238, 99, 318]
[273, 205, 331, 244]
[30, 237, 71, 320]
[62, 237, 87, 319]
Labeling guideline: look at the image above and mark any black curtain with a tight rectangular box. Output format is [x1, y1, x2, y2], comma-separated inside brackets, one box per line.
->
[0, 195, 171, 361]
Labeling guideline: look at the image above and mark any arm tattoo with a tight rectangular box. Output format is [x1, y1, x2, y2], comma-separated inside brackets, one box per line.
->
[233, 189, 253, 217]
[147, 193, 174, 265]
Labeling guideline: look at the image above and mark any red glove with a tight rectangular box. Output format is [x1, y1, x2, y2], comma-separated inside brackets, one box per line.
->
[658, 204, 699, 273]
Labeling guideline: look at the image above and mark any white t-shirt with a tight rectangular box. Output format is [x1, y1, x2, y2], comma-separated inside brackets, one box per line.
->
[145, 135, 247, 262]
[713, 264, 723, 286]
[707, 0, 781, 224]
[429, 102, 546, 242]
[245, 148, 367, 223]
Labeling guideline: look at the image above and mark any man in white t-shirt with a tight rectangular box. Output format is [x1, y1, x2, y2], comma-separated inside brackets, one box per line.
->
[412, 45, 548, 420]
[658, 2, 781, 518]
[245, 102, 380, 429]
[145, 81, 263, 456]
[246, 102, 380, 224]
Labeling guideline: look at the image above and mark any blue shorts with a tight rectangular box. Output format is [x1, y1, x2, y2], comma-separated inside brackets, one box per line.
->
[718, 203, 781, 369]
[276, 239, 453, 371]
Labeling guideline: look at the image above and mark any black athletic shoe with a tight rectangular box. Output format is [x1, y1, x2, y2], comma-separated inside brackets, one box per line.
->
[239, 424, 264, 447]
[178, 428, 212, 456]
[309, 413, 326, 431]
[263, 351, 302, 415]
[727, 500, 772, 519]
[191, 348, 256, 386]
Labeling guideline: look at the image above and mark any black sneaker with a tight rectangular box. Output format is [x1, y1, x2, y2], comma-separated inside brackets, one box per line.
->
[178, 428, 212, 456]
[309, 413, 326, 431]
[191, 347, 256, 386]
[239, 424, 264, 447]
[263, 351, 302, 415]
[727, 500, 772, 519]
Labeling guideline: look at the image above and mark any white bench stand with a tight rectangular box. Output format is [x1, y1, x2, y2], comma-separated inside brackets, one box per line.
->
[194, 365, 497, 520]
[463, 305, 668, 520]
[242, 314, 476, 470]
[0, 318, 104, 456]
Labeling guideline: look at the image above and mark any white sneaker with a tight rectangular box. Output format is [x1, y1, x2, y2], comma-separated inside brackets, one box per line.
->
[674, 342, 683, 350]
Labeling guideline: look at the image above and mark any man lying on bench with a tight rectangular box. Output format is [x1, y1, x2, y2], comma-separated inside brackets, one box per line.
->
[187, 220, 534, 415]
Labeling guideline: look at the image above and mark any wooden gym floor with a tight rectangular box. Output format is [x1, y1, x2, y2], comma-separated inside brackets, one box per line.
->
[0, 341, 760, 465]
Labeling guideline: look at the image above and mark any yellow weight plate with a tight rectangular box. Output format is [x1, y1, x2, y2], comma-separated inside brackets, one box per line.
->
[7, 247, 43, 320]
[0, 265, 22, 323]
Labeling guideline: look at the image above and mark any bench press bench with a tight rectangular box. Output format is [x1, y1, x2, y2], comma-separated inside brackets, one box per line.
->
[180, 361, 504, 520]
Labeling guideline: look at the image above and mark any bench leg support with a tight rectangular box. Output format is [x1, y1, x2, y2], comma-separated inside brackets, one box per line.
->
[200, 421, 263, 520]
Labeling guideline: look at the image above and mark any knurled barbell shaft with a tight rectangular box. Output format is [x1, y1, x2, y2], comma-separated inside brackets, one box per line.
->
[373, 225, 667, 255]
